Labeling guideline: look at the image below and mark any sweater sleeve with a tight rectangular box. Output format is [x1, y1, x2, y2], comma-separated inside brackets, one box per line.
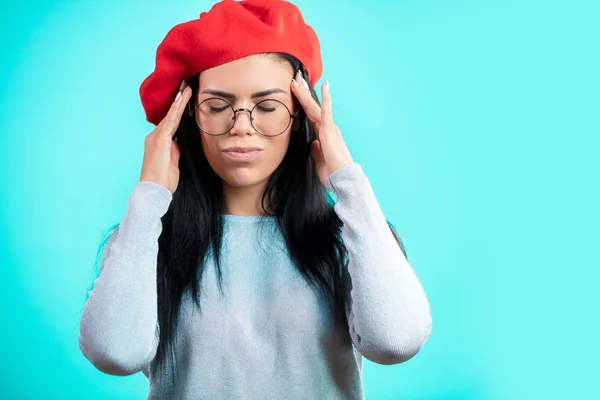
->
[325, 162, 432, 365]
[78, 181, 172, 375]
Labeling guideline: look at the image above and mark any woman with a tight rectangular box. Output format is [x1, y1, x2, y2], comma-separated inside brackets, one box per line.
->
[79, 1, 432, 399]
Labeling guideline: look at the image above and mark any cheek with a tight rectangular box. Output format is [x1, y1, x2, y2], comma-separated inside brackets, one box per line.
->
[263, 133, 291, 165]
[271, 133, 291, 150]
[200, 136, 221, 161]
[199, 136, 229, 178]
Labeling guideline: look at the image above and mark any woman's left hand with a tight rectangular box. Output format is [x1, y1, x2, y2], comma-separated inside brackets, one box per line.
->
[291, 70, 353, 187]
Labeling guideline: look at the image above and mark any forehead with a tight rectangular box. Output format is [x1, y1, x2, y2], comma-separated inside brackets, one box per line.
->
[199, 54, 293, 91]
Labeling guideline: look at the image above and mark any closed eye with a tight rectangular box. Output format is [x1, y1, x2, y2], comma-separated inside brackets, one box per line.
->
[256, 105, 276, 112]
[209, 105, 230, 112]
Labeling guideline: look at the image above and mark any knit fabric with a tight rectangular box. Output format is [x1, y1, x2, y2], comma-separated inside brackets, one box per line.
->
[79, 162, 432, 399]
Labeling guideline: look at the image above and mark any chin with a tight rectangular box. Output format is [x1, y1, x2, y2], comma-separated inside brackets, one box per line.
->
[216, 164, 271, 188]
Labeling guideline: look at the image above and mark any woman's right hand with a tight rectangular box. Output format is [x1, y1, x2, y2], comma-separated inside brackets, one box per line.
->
[139, 79, 192, 194]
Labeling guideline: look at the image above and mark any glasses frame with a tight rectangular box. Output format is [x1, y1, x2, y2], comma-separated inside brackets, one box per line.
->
[188, 97, 298, 137]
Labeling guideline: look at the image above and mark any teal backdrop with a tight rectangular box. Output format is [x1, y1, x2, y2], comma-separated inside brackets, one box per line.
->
[1, 0, 598, 399]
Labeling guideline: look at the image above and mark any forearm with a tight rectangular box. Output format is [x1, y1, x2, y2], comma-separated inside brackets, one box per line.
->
[78, 181, 172, 375]
[327, 163, 432, 364]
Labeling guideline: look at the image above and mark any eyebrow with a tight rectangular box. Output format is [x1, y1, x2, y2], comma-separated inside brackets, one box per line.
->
[200, 88, 287, 99]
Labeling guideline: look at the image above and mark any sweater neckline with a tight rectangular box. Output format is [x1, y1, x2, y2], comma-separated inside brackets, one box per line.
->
[222, 214, 278, 223]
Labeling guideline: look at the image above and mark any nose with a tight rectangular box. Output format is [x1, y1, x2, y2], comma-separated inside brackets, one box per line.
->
[229, 108, 254, 136]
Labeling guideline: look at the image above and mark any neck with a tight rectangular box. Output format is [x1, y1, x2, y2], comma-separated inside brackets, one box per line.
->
[222, 179, 273, 216]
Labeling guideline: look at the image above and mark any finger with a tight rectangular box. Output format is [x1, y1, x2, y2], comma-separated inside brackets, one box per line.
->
[320, 81, 333, 136]
[291, 71, 322, 124]
[310, 139, 324, 166]
[171, 139, 181, 165]
[334, 124, 343, 138]
[157, 80, 186, 125]
[163, 85, 192, 137]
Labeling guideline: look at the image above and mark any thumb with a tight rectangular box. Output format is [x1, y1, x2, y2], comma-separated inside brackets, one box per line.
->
[310, 139, 324, 165]
[171, 140, 181, 165]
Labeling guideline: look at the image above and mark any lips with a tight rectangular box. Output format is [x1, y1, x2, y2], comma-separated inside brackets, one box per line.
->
[222, 146, 263, 152]
[222, 147, 263, 162]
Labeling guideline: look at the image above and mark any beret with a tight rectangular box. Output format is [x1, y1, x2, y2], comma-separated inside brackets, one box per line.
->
[139, 0, 322, 126]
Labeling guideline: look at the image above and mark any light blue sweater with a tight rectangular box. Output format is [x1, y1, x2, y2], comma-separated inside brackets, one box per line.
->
[79, 162, 432, 399]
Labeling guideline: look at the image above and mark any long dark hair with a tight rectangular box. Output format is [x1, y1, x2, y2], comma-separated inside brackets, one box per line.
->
[91, 52, 407, 386]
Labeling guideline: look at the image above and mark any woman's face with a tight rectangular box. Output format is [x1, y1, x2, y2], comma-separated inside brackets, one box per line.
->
[193, 54, 298, 189]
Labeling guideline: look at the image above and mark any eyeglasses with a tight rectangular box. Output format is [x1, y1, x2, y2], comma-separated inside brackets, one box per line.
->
[188, 97, 297, 137]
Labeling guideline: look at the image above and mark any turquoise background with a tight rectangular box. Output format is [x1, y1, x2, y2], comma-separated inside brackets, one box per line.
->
[1, 0, 598, 398]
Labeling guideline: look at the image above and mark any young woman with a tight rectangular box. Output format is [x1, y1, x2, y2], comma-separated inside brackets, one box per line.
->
[79, 1, 432, 399]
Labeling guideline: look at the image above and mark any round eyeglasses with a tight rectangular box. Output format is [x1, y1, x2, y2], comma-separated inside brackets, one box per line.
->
[188, 97, 297, 137]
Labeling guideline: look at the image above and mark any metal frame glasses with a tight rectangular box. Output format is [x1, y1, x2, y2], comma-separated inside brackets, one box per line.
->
[188, 97, 298, 137]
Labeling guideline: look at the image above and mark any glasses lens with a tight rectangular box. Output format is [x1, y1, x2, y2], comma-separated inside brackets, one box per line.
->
[196, 98, 234, 135]
[252, 100, 292, 136]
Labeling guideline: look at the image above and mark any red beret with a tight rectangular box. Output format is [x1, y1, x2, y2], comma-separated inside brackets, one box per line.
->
[139, 0, 322, 126]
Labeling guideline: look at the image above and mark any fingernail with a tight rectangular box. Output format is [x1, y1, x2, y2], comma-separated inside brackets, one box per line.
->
[175, 79, 187, 101]
[301, 77, 309, 90]
[325, 80, 330, 92]
[292, 79, 300, 88]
